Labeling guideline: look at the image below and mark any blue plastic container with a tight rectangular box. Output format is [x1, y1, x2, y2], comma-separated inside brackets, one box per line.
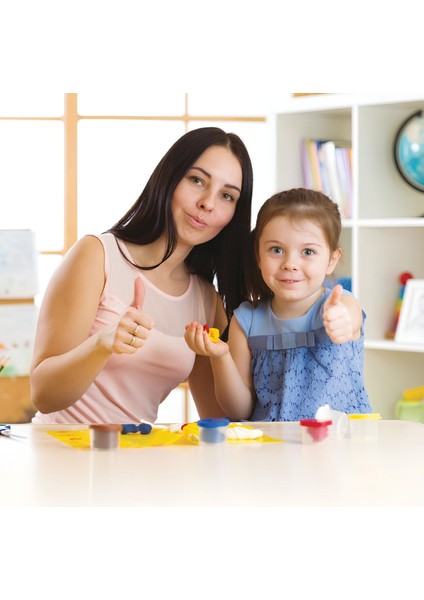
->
[197, 418, 230, 444]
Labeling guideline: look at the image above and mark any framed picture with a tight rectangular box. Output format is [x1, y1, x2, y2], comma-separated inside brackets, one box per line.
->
[0, 229, 39, 298]
[395, 279, 424, 344]
[0, 303, 38, 376]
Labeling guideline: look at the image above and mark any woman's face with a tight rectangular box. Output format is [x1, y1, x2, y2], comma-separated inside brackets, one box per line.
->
[171, 145, 242, 247]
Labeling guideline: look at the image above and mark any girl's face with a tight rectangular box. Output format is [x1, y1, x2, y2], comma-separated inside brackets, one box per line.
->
[257, 216, 341, 317]
[171, 145, 242, 247]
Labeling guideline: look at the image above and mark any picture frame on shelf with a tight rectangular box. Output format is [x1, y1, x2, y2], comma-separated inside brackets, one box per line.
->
[395, 279, 424, 344]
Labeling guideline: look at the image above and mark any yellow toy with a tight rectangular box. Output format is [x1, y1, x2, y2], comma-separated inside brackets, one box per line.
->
[403, 386, 424, 401]
[203, 324, 220, 343]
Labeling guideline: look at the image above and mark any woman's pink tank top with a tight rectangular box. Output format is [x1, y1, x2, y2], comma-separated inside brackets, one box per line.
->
[32, 233, 217, 423]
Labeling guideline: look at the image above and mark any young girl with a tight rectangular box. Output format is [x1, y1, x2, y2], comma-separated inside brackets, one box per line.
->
[185, 188, 371, 421]
[30, 127, 253, 424]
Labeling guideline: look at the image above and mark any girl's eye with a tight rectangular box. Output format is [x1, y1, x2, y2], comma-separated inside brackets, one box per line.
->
[270, 247, 283, 255]
[303, 248, 316, 256]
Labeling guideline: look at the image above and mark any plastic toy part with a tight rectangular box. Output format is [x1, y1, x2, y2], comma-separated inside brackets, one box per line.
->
[89, 424, 121, 450]
[121, 423, 152, 435]
[403, 386, 424, 401]
[315, 404, 348, 439]
[299, 418, 332, 444]
[0, 424, 11, 435]
[0, 424, 27, 439]
[395, 399, 424, 424]
[348, 413, 381, 441]
[203, 324, 220, 343]
[348, 413, 381, 420]
[385, 272, 414, 339]
[197, 418, 230, 444]
[139, 419, 168, 430]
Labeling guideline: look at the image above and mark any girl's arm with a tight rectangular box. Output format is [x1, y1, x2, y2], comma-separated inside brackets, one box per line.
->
[211, 316, 255, 420]
[30, 236, 153, 413]
[185, 302, 255, 420]
[323, 284, 363, 343]
[187, 294, 228, 418]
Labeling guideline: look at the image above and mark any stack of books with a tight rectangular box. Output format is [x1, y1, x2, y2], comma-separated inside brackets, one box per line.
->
[300, 139, 353, 219]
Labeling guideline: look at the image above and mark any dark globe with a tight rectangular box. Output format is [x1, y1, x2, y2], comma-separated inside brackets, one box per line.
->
[394, 110, 424, 192]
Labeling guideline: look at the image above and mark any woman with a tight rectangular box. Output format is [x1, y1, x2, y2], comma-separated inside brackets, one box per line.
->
[30, 127, 253, 423]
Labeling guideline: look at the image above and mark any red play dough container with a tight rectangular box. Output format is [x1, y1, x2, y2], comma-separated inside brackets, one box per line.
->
[299, 418, 332, 444]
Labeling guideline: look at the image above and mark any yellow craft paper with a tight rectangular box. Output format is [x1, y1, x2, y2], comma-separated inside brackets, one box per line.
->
[46, 424, 283, 450]
[46, 428, 197, 449]
[183, 422, 282, 445]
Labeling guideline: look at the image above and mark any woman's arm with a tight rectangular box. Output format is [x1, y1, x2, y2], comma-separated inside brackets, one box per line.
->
[30, 236, 152, 413]
[187, 355, 227, 418]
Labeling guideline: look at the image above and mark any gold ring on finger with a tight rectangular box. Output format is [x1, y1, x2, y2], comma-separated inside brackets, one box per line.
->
[130, 334, 136, 347]
[132, 324, 140, 336]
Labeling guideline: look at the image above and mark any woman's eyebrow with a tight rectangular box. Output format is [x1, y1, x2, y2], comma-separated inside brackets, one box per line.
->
[191, 166, 241, 194]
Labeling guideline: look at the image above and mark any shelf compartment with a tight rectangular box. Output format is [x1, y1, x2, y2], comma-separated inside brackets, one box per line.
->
[357, 101, 424, 219]
[276, 109, 352, 192]
[364, 349, 424, 418]
[357, 227, 424, 340]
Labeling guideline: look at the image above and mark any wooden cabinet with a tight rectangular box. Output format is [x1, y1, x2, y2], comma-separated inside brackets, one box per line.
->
[0, 376, 35, 423]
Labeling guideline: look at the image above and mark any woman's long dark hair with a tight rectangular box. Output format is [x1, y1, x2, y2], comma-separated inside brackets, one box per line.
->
[107, 127, 253, 320]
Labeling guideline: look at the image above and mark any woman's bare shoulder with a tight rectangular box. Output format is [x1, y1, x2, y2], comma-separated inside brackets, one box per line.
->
[67, 234, 104, 258]
[45, 235, 105, 297]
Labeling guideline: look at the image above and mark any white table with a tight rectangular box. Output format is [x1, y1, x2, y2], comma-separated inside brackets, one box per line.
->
[1, 420, 424, 506]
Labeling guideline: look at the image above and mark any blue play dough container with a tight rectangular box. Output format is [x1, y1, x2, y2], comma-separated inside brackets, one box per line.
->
[197, 418, 230, 444]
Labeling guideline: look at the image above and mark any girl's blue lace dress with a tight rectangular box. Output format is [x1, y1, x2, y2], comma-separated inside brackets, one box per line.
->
[234, 288, 371, 421]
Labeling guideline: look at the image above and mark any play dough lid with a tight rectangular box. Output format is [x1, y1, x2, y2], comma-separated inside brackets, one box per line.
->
[300, 418, 332, 427]
[197, 418, 230, 428]
[348, 413, 381, 420]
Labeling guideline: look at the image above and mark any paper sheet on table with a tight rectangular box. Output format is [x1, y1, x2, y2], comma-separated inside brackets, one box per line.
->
[46, 424, 283, 449]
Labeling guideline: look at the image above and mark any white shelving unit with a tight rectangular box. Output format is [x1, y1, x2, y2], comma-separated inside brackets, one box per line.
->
[276, 94, 424, 418]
